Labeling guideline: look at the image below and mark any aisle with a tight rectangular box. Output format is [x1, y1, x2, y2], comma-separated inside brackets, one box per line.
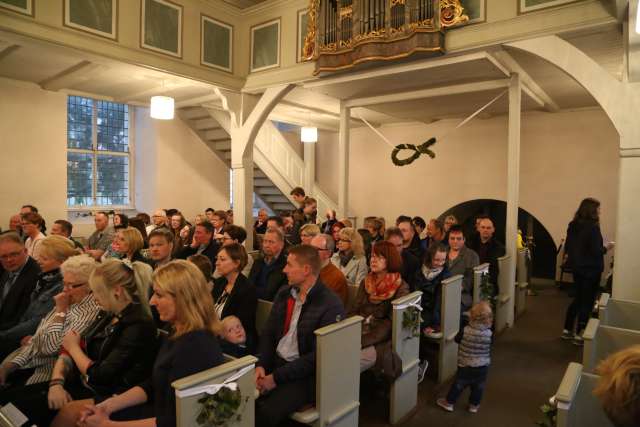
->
[359, 284, 581, 427]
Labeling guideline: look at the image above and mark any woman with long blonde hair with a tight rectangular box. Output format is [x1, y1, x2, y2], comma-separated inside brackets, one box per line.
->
[594, 345, 640, 427]
[331, 227, 369, 287]
[77, 260, 224, 427]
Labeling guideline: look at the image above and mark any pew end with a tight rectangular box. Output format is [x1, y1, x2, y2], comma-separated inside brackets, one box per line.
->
[472, 263, 490, 306]
[515, 249, 529, 318]
[495, 255, 512, 334]
[582, 318, 640, 373]
[347, 284, 359, 312]
[389, 291, 422, 424]
[437, 274, 463, 384]
[555, 362, 614, 427]
[290, 315, 363, 427]
[172, 355, 258, 427]
[256, 299, 274, 336]
[598, 293, 640, 330]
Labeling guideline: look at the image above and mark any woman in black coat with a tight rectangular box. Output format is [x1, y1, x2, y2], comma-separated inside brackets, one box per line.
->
[562, 198, 614, 343]
[212, 243, 257, 350]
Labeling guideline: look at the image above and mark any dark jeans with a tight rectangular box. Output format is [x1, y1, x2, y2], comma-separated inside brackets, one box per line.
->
[563, 269, 601, 333]
[256, 356, 314, 427]
[445, 365, 489, 406]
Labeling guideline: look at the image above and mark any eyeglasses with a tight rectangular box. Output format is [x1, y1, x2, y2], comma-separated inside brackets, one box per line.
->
[63, 281, 87, 289]
[0, 251, 23, 261]
[312, 246, 329, 252]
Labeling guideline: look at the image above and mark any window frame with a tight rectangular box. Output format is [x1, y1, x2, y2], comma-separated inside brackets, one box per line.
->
[66, 96, 135, 211]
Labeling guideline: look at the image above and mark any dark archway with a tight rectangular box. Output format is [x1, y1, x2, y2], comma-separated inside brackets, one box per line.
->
[439, 199, 557, 279]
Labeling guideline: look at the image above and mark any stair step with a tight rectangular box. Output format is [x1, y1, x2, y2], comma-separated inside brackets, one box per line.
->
[193, 118, 220, 130]
[179, 108, 209, 120]
[204, 128, 228, 141]
[274, 203, 294, 211]
[264, 196, 290, 204]
[254, 178, 273, 187]
[256, 187, 280, 195]
[214, 140, 231, 151]
[253, 169, 266, 178]
[223, 151, 231, 160]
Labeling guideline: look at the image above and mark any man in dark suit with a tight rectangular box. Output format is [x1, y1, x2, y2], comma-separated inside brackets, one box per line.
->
[0, 232, 41, 334]
[248, 227, 288, 301]
[255, 245, 344, 427]
[177, 221, 220, 267]
[468, 218, 506, 295]
[385, 227, 420, 291]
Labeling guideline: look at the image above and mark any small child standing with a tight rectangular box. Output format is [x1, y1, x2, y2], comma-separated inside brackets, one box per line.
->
[436, 301, 493, 413]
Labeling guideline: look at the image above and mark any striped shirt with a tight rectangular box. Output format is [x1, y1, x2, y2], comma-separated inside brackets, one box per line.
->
[11, 293, 100, 385]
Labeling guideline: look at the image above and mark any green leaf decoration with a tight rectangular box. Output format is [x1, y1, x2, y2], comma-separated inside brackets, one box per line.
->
[196, 385, 248, 427]
[391, 137, 437, 166]
[402, 306, 422, 338]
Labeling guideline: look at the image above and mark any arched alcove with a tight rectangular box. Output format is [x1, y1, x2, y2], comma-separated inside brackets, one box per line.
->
[439, 199, 557, 280]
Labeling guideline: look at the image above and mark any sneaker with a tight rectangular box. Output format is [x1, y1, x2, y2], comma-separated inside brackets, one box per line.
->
[436, 398, 454, 412]
[468, 404, 480, 413]
[561, 329, 574, 340]
[424, 327, 443, 339]
[572, 334, 584, 346]
[418, 360, 428, 384]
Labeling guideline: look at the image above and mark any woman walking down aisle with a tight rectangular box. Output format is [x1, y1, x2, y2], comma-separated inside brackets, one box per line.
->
[561, 198, 614, 345]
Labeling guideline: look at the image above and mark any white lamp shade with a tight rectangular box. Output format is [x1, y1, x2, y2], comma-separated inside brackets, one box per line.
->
[301, 126, 318, 143]
[150, 96, 175, 120]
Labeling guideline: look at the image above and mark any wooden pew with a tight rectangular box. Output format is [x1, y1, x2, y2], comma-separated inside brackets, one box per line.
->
[495, 255, 511, 334]
[255, 299, 273, 336]
[554, 362, 614, 427]
[598, 293, 640, 330]
[582, 318, 640, 373]
[430, 275, 463, 384]
[172, 355, 258, 427]
[389, 291, 423, 424]
[291, 316, 364, 427]
[472, 263, 490, 305]
[515, 249, 529, 318]
[346, 284, 359, 312]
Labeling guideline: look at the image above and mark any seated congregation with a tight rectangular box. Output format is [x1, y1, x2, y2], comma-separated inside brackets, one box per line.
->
[2, 191, 623, 427]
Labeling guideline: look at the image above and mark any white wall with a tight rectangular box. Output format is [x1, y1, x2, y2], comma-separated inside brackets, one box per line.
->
[0, 78, 230, 237]
[348, 108, 619, 248]
[0, 78, 67, 233]
[316, 129, 339, 202]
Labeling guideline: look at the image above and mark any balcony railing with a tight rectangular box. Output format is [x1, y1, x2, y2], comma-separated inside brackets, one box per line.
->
[303, 0, 468, 74]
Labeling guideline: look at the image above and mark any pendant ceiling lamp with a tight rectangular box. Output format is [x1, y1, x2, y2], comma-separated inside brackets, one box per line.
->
[150, 95, 174, 120]
[301, 126, 318, 143]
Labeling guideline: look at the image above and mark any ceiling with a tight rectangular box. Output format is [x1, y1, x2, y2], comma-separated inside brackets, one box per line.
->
[0, 24, 624, 130]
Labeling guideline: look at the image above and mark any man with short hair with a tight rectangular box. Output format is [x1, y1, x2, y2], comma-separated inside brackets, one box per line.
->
[447, 225, 480, 312]
[146, 209, 168, 234]
[86, 212, 114, 261]
[248, 227, 288, 301]
[424, 218, 446, 250]
[51, 220, 84, 250]
[364, 217, 384, 244]
[0, 233, 40, 332]
[468, 218, 505, 293]
[397, 217, 423, 260]
[310, 234, 348, 305]
[205, 208, 215, 223]
[385, 227, 420, 291]
[177, 221, 220, 267]
[266, 216, 285, 233]
[254, 209, 269, 235]
[290, 187, 306, 209]
[19, 205, 38, 215]
[255, 245, 344, 427]
[211, 210, 227, 237]
[8, 215, 22, 239]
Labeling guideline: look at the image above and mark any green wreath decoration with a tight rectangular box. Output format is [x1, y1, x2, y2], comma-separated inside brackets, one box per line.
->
[479, 272, 497, 313]
[402, 306, 422, 338]
[391, 137, 437, 166]
[197, 385, 248, 427]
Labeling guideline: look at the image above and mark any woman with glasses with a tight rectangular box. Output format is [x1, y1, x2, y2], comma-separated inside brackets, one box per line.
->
[299, 223, 320, 246]
[331, 227, 369, 287]
[0, 254, 101, 414]
[0, 235, 78, 359]
[106, 227, 151, 267]
[349, 241, 408, 375]
[213, 225, 253, 278]
[43, 259, 158, 427]
[76, 260, 224, 427]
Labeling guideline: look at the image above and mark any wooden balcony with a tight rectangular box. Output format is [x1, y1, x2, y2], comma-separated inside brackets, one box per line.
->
[303, 0, 468, 75]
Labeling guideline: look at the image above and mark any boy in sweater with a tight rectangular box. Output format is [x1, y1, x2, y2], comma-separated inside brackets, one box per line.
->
[437, 301, 493, 413]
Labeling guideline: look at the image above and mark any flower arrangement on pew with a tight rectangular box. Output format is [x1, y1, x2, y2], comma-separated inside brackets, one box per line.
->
[403, 306, 422, 338]
[197, 386, 248, 427]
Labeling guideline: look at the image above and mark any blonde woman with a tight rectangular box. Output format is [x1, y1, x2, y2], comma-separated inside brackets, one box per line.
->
[593, 345, 640, 427]
[44, 259, 157, 427]
[78, 260, 224, 427]
[0, 235, 79, 357]
[299, 223, 321, 245]
[106, 227, 151, 266]
[0, 254, 101, 419]
[331, 227, 369, 287]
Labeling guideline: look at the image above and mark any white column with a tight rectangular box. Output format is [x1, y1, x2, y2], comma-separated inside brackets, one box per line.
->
[303, 139, 315, 197]
[505, 73, 521, 327]
[338, 102, 350, 219]
[613, 146, 640, 300]
[230, 127, 255, 251]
